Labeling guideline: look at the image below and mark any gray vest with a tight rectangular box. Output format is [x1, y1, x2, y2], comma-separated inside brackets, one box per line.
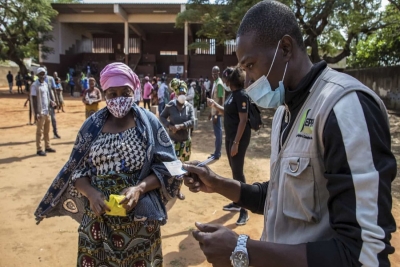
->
[261, 67, 388, 244]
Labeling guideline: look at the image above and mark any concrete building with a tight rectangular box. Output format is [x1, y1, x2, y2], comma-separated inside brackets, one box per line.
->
[41, 1, 238, 80]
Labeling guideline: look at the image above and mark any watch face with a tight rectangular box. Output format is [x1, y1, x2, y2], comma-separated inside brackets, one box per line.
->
[232, 251, 249, 267]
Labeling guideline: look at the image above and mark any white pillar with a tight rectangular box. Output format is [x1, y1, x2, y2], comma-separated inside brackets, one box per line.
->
[124, 21, 129, 64]
[184, 21, 188, 56]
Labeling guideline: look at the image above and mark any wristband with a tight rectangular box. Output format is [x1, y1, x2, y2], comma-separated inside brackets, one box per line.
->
[233, 141, 239, 145]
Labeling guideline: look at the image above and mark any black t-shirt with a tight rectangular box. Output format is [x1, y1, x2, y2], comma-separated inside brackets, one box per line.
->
[224, 89, 250, 140]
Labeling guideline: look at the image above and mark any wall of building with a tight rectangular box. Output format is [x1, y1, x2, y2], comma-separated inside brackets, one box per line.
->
[345, 66, 400, 110]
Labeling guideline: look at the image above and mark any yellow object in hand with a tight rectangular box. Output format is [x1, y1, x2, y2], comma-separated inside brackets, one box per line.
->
[104, 194, 127, 216]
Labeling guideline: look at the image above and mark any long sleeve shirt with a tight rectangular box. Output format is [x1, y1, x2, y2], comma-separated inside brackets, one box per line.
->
[186, 86, 195, 105]
[237, 61, 396, 266]
[160, 100, 195, 142]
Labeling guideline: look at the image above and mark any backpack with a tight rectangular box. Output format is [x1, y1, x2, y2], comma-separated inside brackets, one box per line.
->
[247, 98, 263, 131]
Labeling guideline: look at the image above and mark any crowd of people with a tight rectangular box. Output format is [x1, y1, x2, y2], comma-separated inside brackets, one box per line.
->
[4, 1, 397, 266]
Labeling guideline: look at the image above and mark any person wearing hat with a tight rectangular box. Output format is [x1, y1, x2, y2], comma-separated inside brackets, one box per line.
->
[35, 62, 182, 267]
[30, 67, 57, 156]
[143, 76, 152, 110]
[160, 80, 194, 201]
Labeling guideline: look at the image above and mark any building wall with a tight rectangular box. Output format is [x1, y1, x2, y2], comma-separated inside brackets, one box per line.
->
[345, 66, 400, 110]
[188, 54, 237, 79]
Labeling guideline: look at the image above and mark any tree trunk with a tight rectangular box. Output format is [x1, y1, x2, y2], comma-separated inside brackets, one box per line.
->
[10, 55, 28, 75]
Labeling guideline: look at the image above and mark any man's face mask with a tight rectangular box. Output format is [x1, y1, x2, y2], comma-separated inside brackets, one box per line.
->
[246, 40, 288, 109]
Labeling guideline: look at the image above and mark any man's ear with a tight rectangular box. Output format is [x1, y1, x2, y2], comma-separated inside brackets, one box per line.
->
[281, 35, 294, 62]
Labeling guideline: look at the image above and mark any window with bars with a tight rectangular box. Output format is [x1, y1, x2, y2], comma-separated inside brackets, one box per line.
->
[160, 51, 178, 55]
[224, 39, 236, 55]
[129, 38, 141, 54]
[92, 38, 113, 53]
[195, 38, 216, 55]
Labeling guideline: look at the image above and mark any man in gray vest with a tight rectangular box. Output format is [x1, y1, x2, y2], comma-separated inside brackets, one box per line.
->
[182, 1, 396, 267]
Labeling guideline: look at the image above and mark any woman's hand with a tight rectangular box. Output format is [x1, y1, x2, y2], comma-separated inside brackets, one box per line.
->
[230, 143, 239, 157]
[168, 125, 177, 133]
[119, 186, 143, 212]
[87, 190, 111, 217]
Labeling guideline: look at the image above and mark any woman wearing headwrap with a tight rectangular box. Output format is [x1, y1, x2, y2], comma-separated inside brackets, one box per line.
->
[34, 62, 182, 267]
[82, 77, 102, 118]
[160, 81, 194, 201]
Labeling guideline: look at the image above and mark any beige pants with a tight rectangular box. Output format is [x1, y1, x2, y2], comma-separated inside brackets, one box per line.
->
[36, 114, 51, 151]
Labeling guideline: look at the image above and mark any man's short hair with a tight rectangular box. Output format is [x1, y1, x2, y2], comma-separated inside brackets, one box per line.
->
[237, 0, 305, 51]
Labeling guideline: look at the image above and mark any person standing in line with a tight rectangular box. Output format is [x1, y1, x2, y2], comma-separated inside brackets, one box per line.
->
[82, 77, 102, 118]
[203, 76, 211, 99]
[158, 78, 168, 114]
[187, 82, 196, 106]
[207, 66, 251, 225]
[67, 67, 75, 96]
[6, 71, 13, 94]
[151, 77, 159, 106]
[160, 80, 194, 201]
[16, 72, 23, 94]
[24, 71, 35, 125]
[31, 67, 57, 156]
[133, 82, 142, 106]
[53, 72, 65, 112]
[208, 66, 225, 160]
[54, 77, 65, 113]
[143, 76, 152, 110]
[43, 67, 61, 139]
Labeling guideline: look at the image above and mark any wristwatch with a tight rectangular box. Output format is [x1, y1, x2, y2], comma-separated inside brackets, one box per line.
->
[230, 234, 249, 267]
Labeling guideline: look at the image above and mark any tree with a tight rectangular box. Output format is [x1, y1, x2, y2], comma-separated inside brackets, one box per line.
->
[388, 0, 400, 11]
[347, 3, 400, 67]
[176, 0, 385, 64]
[0, 0, 57, 74]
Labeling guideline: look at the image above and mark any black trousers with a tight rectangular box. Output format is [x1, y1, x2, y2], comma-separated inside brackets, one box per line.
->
[143, 99, 151, 110]
[225, 127, 251, 184]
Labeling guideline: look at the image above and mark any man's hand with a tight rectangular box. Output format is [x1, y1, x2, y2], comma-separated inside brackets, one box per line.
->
[119, 186, 143, 211]
[213, 115, 218, 124]
[182, 161, 220, 193]
[87, 190, 111, 217]
[192, 222, 238, 267]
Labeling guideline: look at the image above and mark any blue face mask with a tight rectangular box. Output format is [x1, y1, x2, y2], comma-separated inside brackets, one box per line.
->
[246, 40, 288, 109]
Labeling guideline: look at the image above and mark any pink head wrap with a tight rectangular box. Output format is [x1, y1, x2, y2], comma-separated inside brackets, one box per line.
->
[100, 62, 140, 91]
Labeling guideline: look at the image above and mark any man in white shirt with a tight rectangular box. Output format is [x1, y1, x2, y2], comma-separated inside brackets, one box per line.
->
[203, 77, 211, 98]
[31, 68, 56, 156]
[187, 82, 196, 106]
[158, 78, 168, 114]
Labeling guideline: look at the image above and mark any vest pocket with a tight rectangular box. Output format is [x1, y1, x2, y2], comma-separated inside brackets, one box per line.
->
[283, 157, 320, 223]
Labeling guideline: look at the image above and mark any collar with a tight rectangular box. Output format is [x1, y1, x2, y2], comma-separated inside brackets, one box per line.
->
[285, 61, 327, 110]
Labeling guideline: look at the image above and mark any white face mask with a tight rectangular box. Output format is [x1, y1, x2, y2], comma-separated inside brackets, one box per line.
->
[246, 40, 287, 109]
[177, 95, 186, 104]
[223, 83, 231, 92]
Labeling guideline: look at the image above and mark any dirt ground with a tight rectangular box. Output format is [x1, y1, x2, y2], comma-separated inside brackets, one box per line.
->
[0, 89, 399, 267]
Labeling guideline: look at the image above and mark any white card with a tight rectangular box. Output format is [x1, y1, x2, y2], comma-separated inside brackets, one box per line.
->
[163, 160, 187, 176]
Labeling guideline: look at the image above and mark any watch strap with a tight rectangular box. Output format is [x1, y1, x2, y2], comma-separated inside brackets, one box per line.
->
[236, 234, 249, 252]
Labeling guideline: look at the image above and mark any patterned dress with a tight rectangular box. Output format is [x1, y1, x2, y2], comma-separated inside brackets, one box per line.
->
[72, 127, 163, 267]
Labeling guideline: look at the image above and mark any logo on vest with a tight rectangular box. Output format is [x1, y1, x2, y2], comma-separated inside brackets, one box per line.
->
[297, 109, 314, 139]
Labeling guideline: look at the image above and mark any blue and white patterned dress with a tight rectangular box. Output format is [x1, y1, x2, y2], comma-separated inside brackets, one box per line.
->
[72, 127, 162, 267]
